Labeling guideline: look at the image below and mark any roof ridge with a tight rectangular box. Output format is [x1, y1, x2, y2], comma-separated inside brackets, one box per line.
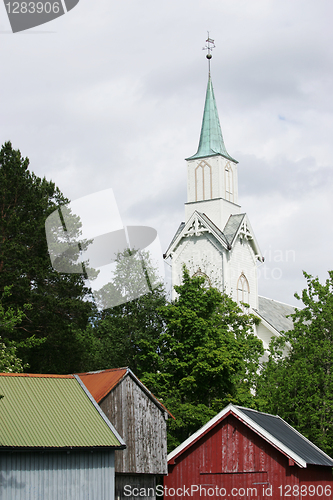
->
[0, 373, 74, 378]
[258, 295, 296, 309]
[76, 367, 128, 376]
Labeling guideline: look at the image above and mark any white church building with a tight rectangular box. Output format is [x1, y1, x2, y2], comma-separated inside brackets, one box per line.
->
[165, 65, 295, 356]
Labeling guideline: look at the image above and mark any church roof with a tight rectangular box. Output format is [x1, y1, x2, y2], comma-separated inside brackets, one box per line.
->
[164, 222, 185, 257]
[255, 296, 295, 334]
[223, 213, 246, 246]
[186, 74, 237, 163]
[165, 211, 263, 262]
[199, 212, 230, 247]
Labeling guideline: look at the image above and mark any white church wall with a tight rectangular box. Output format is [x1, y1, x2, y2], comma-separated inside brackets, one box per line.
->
[226, 238, 259, 310]
[187, 157, 238, 203]
[171, 235, 224, 299]
[185, 198, 241, 231]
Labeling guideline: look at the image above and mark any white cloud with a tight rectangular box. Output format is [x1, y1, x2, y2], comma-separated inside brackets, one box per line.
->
[1, 0, 333, 306]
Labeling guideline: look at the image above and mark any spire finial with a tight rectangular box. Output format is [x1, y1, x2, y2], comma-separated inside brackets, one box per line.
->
[203, 32, 215, 74]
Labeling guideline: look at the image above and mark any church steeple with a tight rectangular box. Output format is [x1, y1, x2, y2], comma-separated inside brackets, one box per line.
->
[184, 40, 240, 230]
[187, 74, 237, 163]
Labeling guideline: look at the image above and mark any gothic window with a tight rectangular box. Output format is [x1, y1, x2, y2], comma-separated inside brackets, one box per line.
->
[193, 268, 211, 288]
[195, 161, 212, 201]
[237, 273, 250, 308]
[225, 164, 233, 201]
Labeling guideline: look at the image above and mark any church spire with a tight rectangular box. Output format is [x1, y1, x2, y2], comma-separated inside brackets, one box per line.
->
[187, 38, 237, 163]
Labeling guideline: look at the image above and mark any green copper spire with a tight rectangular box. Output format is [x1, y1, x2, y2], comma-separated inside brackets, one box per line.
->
[187, 74, 237, 163]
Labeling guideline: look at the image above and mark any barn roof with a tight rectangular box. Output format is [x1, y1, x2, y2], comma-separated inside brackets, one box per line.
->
[77, 367, 174, 418]
[168, 404, 333, 468]
[0, 373, 125, 450]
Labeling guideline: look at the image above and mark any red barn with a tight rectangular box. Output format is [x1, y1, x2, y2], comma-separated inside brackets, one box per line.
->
[165, 404, 333, 499]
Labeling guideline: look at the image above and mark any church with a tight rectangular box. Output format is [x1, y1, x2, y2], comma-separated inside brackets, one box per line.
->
[164, 50, 295, 356]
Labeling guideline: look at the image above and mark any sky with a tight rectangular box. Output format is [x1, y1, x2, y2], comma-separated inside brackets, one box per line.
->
[1, 0, 333, 307]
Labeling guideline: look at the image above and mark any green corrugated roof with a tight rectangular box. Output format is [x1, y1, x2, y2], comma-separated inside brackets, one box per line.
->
[187, 74, 237, 163]
[0, 374, 124, 449]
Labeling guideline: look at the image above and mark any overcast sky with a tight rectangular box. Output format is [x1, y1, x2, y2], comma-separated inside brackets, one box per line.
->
[1, 0, 333, 307]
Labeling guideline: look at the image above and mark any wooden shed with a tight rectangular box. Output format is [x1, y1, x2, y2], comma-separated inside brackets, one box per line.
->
[165, 404, 333, 499]
[78, 367, 172, 500]
[0, 373, 125, 500]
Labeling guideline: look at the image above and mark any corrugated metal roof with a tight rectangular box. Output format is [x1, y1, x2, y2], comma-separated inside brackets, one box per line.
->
[0, 373, 125, 449]
[168, 404, 333, 468]
[239, 407, 333, 467]
[77, 368, 128, 403]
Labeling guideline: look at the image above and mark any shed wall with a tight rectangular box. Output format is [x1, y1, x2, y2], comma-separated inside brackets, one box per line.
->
[0, 449, 115, 500]
[165, 415, 333, 500]
[115, 473, 156, 500]
[99, 375, 167, 475]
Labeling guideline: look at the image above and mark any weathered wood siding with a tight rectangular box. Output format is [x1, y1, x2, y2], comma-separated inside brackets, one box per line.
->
[99, 374, 167, 475]
[115, 474, 156, 500]
[165, 415, 333, 499]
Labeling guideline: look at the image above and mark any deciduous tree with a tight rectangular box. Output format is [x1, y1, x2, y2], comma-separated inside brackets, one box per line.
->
[256, 271, 333, 455]
[142, 268, 263, 450]
[89, 249, 166, 377]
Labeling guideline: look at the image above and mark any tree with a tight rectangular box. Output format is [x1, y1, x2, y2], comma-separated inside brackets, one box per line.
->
[0, 289, 25, 374]
[89, 249, 167, 377]
[256, 271, 333, 456]
[0, 142, 95, 373]
[141, 268, 263, 450]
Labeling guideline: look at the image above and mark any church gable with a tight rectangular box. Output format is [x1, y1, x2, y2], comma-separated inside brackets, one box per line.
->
[165, 211, 229, 259]
[223, 214, 263, 262]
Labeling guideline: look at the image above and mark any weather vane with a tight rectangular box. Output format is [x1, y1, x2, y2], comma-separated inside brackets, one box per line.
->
[203, 32, 215, 73]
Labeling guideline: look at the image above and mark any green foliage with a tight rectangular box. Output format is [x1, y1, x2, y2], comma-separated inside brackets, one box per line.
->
[89, 249, 166, 377]
[0, 286, 29, 375]
[0, 339, 24, 374]
[256, 271, 333, 455]
[0, 142, 95, 373]
[141, 267, 263, 450]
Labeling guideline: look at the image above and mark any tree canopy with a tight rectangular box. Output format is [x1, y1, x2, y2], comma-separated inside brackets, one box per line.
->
[88, 249, 166, 377]
[142, 268, 263, 450]
[256, 271, 333, 456]
[0, 141, 95, 373]
[0, 287, 26, 374]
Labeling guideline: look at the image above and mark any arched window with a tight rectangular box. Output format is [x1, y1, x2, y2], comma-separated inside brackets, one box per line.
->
[237, 273, 250, 309]
[225, 164, 233, 201]
[193, 268, 211, 288]
[195, 161, 212, 201]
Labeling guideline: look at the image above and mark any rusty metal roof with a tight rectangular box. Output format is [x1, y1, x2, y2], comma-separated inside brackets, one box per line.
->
[0, 373, 125, 449]
[77, 367, 174, 418]
[77, 368, 128, 403]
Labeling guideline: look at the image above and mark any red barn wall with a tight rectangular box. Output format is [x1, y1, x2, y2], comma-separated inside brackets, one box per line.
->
[165, 415, 333, 499]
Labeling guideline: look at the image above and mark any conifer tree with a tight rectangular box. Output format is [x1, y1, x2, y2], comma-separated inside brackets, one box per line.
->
[0, 142, 94, 373]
